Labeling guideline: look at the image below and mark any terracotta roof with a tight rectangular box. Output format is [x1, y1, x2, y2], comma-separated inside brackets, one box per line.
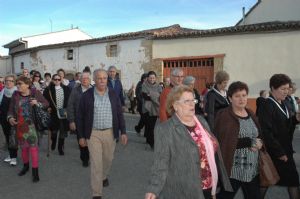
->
[152, 21, 300, 39]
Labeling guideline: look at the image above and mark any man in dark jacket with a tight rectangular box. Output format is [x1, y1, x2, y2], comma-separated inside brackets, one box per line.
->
[67, 71, 92, 167]
[107, 65, 125, 108]
[77, 68, 128, 199]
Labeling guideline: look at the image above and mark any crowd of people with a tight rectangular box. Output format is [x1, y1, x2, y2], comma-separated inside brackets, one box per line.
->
[0, 66, 300, 199]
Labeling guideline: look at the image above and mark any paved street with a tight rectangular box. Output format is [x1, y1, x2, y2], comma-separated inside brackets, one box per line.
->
[0, 113, 299, 199]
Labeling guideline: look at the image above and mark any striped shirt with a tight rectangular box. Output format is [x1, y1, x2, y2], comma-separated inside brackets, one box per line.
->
[93, 88, 113, 130]
[230, 115, 259, 182]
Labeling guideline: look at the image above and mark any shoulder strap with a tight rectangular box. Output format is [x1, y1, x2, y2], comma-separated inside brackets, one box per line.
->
[49, 90, 57, 109]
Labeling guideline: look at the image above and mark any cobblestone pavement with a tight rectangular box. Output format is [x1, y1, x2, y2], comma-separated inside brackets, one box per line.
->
[0, 114, 299, 199]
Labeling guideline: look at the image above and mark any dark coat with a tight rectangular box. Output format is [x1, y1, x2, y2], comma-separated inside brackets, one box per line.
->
[67, 84, 85, 123]
[43, 83, 70, 131]
[205, 87, 229, 132]
[147, 114, 232, 199]
[107, 77, 125, 106]
[257, 95, 300, 186]
[214, 106, 262, 176]
[77, 87, 126, 139]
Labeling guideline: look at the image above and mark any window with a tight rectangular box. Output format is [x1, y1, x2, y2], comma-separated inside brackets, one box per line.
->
[109, 45, 118, 57]
[20, 62, 24, 69]
[67, 49, 73, 60]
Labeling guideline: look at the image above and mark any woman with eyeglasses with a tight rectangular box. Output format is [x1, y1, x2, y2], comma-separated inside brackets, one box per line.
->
[32, 71, 43, 92]
[0, 75, 18, 166]
[43, 74, 70, 155]
[141, 71, 162, 149]
[145, 85, 232, 199]
[7, 76, 49, 182]
[215, 81, 263, 199]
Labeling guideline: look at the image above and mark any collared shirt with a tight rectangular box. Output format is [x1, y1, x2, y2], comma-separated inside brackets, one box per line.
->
[110, 79, 116, 88]
[93, 88, 113, 130]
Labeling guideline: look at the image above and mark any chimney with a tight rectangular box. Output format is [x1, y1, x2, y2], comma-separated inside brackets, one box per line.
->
[242, 7, 246, 25]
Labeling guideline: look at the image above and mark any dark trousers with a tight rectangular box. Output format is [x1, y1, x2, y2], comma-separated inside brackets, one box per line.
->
[129, 98, 137, 114]
[144, 113, 157, 148]
[136, 112, 146, 132]
[1, 121, 17, 158]
[76, 131, 89, 163]
[217, 175, 261, 199]
[51, 120, 67, 152]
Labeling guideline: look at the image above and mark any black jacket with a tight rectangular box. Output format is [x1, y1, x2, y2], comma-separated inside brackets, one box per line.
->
[205, 87, 229, 132]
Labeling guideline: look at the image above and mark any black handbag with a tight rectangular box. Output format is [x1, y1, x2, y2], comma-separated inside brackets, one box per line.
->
[33, 105, 51, 131]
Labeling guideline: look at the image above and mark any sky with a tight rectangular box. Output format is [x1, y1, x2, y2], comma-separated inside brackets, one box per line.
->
[0, 0, 257, 55]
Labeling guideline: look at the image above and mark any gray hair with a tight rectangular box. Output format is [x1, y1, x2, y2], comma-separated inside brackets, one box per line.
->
[171, 68, 183, 76]
[93, 68, 108, 80]
[183, 76, 195, 85]
[108, 65, 117, 71]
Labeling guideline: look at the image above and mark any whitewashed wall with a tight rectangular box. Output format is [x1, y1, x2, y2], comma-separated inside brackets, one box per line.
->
[153, 31, 300, 97]
[11, 39, 149, 89]
[240, 0, 300, 25]
[0, 56, 12, 75]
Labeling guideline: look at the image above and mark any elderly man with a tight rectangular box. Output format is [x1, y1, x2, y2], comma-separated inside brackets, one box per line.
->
[159, 68, 184, 122]
[77, 69, 128, 199]
[107, 66, 125, 108]
[67, 71, 92, 167]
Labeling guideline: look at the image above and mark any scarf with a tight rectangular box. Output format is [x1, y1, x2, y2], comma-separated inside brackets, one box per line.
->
[141, 81, 162, 116]
[0, 86, 17, 104]
[193, 116, 218, 196]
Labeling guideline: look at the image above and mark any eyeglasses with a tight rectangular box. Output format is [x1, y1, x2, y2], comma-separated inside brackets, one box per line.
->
[173, 75, 184, 79]
[5, 80, 14, 83]
[177, 99, 198, 105]
[53, 79, 61, 81]
[17, 82, 24, 86]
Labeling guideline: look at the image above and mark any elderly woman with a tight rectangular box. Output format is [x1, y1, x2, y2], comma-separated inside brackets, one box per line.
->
[214, 81, 263, 199]
[43, 74, 70, 155]
[258, 74, 300, 199]
[205, 71, 230, 131]
[0, 75, 18, 166]
[183, 75, 204, 115]
[145, 85, 232, 199]
[142, 71, 162, 149]
[7, 76, 49, 182]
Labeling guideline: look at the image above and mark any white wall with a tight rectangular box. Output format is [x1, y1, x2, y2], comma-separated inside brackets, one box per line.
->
[153, 31, 300, 97]
[11, 39, 149, 89]
[240, 0, 300, 25]
[24, 29, 92, 48]
[13, 54, 31, 74]
[0, 56, 12, 75]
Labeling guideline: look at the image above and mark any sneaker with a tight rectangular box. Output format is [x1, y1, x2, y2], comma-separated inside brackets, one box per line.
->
[4, 156, 11, 163]
[10, 158, 17, 166]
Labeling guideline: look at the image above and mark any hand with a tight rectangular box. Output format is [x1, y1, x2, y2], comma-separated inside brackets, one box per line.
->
[79, 138, 87, 147]
[9, 117, 18, 126]
[121, 134, 128, 145]
[255, 138, 263, 150]
[279, 155, 288, 162]
[69, 122, 76, 131]
[47, 107, 52, 113]
[145, 193, 156, 199]
[122, 106, 126, 112]
[30, 98, 38, 106]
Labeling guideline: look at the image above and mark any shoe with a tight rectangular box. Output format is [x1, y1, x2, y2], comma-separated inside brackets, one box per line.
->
[134, 126, 141, 134]
[92, 196, 102, 199]
[103, 178, 109, 187]
[18, 163, 29, 176]
[4, 156, 11, 163]
[32, 168, 40, 183]
[10, 158, 17, 166]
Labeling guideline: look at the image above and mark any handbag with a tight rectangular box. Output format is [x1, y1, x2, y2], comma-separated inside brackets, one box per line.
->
[49, 90, 67, 119]
[259, 146, 280, 187]
[33, 105, 51, 131]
